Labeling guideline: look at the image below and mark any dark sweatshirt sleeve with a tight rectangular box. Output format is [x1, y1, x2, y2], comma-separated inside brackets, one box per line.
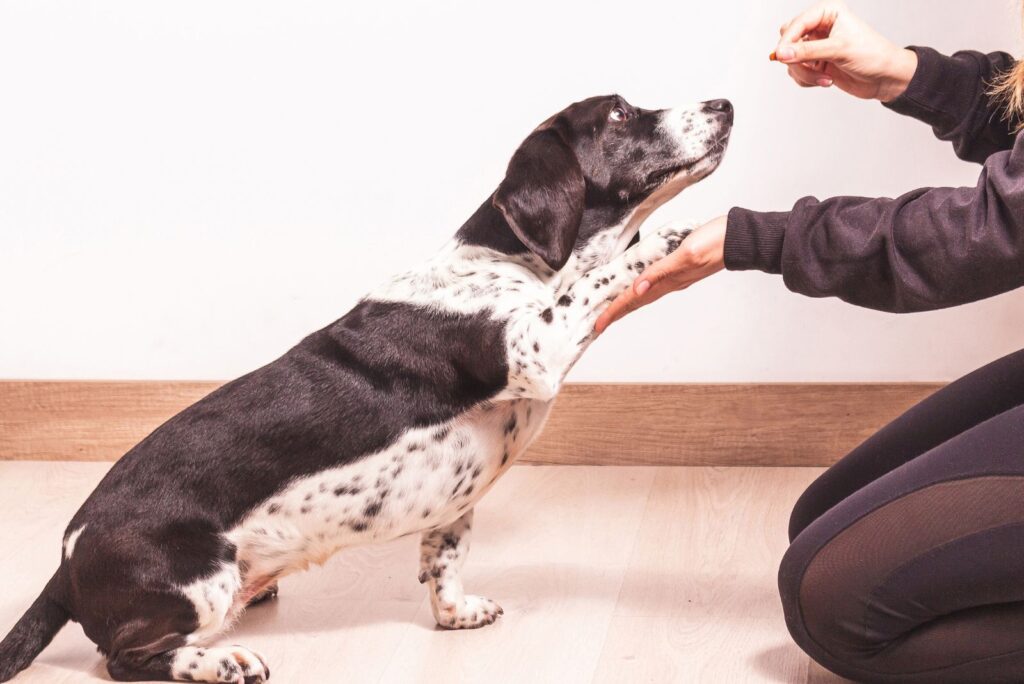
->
[723, 46, 1024, 312]
[725, 139, 1024, 312]
[883, 46, 1018, 163]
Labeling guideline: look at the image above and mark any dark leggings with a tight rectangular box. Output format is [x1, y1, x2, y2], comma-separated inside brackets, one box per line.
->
[780, 348, 1024, 683]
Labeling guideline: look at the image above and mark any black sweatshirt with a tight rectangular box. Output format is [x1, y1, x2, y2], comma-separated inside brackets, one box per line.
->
[724, 46, 1024, 313]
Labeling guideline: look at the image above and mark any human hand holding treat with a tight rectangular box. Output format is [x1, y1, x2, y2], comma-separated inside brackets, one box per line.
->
[770, 0, 917, 102]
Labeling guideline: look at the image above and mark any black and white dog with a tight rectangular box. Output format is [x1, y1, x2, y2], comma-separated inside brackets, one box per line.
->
[0, 94, 732, 683]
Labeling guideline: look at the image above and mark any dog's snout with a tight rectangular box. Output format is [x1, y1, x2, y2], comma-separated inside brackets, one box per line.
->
[702, 99, 733, 115]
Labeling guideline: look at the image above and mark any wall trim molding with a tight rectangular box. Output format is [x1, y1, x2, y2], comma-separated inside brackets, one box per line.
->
[0, 381, 943, 466]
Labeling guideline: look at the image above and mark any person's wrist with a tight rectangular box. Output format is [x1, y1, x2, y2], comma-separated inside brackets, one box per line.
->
[877, 47, 918, 103]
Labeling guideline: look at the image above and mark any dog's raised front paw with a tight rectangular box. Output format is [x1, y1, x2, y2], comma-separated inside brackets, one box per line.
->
[633, 221, 696, 265]
[431, 594, 504, 629]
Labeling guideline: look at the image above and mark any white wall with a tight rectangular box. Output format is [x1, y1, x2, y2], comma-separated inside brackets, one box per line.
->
[1, 0, 1022, 382]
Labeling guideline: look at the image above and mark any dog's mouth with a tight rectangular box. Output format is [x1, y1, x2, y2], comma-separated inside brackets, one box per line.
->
[646, 136, 730, 188]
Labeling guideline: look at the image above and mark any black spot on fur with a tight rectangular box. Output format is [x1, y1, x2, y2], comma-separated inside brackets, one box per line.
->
[556, 294, 572, 307]
[267, 503, 281, 514]
[364, 500, 382, 517]
[533, 341, 540, 352]
[334, 485, 360, 496]
[350, 520, 369, 532]
[433, 427, 451, 442]
[540, 308, 553, 323]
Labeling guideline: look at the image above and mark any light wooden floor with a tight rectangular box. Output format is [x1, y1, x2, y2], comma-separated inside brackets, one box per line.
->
[0, 462, 847, 683]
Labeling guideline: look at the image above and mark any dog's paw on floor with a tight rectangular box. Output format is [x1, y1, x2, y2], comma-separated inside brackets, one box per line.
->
[431, 594, 504, 629]
[171, 645, 270, 683]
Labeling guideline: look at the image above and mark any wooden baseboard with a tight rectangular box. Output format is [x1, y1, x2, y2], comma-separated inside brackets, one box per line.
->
[0, 381, 942, 466]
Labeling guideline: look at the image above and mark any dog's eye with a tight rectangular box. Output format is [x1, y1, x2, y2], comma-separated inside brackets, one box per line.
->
[609, 107, 627, 123]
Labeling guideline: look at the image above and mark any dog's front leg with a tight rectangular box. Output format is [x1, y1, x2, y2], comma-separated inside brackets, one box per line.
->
[503, 222, 695, 401]
[561, 221, 697, 343]
[417, 509, 502, 629]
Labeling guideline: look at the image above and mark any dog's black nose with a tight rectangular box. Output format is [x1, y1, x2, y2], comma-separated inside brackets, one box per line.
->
[703, 99, 733, 114]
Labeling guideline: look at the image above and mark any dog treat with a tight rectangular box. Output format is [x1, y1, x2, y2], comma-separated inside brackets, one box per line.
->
[769, 51, 778, 61]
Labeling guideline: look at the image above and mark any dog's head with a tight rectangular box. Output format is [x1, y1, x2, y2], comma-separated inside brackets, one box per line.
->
[493, 95, 732, 271]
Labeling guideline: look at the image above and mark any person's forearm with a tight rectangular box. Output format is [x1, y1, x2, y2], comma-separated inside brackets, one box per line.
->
[725, 145, 1024, 313]
[884, 47, 1018, 163]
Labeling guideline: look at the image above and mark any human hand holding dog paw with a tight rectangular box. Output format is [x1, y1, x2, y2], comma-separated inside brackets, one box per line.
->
[773, 0, 917, 102]
[594, 215, 726, 333]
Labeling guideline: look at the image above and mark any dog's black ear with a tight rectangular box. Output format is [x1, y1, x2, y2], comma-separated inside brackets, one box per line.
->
[493, 128, 584, 271]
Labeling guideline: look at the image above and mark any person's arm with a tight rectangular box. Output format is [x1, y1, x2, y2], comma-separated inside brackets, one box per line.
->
[884, 47, 1018, 163]
[596, 136, 1024, 331]
[725, 139, 1024, 313]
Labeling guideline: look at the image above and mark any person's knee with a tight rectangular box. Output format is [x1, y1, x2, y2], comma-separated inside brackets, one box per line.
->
[778, 536, 886, 681]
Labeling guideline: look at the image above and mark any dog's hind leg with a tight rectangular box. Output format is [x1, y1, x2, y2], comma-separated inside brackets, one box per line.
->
[418, 509, 503, 629]
[102, 579, 270, 684]
[108, 640, 269, 684]
[93, 564, 268, 683]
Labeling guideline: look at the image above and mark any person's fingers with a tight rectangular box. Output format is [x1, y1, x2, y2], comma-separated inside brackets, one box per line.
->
[596, 287, 653, 332]
[788, 62, 833, 88]
[594, 251, 677, 332]
[594, 287, 641, 333]
[595, 256, 695, 332]
[630, 255, 676, 295]
[776, 37, 844, 64]
[822, 61, 856, 90]
[595, 266, 663, 332]
[778, 3, 834, 46]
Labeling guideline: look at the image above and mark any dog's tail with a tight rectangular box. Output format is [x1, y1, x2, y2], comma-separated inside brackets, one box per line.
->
[0, 571, 69, 682]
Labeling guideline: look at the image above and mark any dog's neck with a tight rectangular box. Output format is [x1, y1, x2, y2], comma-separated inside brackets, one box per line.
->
[452, 195, 641, 284]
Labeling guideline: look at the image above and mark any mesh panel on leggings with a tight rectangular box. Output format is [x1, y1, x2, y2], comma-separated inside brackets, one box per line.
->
[799, 476, 1024, 675]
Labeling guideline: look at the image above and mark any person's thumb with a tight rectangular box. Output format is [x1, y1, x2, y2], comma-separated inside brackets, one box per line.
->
[776, 38, 844, 64]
